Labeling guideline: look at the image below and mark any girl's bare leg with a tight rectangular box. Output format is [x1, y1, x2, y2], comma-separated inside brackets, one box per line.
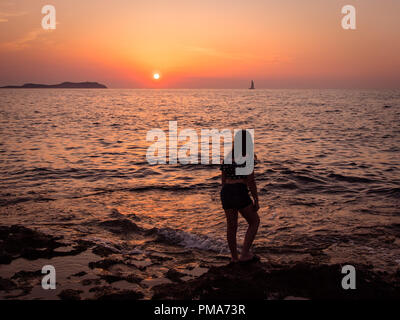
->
[224, 209, 239, 262]
[238, 204, 260, 261]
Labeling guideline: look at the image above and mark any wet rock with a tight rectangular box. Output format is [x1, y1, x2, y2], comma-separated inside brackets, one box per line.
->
[0, 225, 89, 262]
[199, 263, 211, 269]
[82, 278, 102, 286]
[100, 275, 123, 284]
[283, 296, 309, 300]
[126, 213, 140, 221]
[144, 228, 158, 236]
[92, 245, 117, 257]
[1, 225, 62, 252]
[153, 262, 265, 299]
[165, 269, 185, 283]
[0, 277, 17, 292]
[89, 259, 123, 270]
[58, 289, 83, 301]
[150, 254, 173, 263]
[99, 219, 141, 234]
[20, 247, 50, 260]
[0, 251, 12, 264]
[11, 270, 42, 280]
[109, 209, 140, 222]
[72, 271, 87, 277]
[74, 240, 94, 252]
[97, 290, 143, 300]
[100, 273, 142, 284]
[152, 262, 400, 300]
[89, 286, 112, 294]
[109, 209, 123, 218]
[0, 225, 62, 262]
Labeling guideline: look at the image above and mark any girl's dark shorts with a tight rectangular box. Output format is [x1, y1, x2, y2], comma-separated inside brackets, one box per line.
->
[220, 183, 252, 210]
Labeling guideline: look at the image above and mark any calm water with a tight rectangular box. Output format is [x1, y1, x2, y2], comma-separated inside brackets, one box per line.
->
[1, 89, 400, 272]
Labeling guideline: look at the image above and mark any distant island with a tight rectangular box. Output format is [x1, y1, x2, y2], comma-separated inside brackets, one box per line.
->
[0, 81, 107, 89]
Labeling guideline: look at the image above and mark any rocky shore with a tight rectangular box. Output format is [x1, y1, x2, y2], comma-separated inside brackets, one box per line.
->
[1, 225, 399, 300]
[153, 261, 400, 300]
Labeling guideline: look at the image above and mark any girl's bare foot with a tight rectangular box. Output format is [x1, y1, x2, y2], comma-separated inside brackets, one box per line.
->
[239, 252, 254, 262]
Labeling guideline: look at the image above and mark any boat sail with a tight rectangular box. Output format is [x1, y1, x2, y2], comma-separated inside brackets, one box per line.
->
[249, 80, 255, 90]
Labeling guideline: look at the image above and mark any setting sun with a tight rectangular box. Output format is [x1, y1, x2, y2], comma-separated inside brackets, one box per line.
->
[153, 73, 160, 80]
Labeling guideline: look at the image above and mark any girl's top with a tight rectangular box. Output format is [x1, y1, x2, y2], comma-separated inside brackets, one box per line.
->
[220, 158, 256, 180]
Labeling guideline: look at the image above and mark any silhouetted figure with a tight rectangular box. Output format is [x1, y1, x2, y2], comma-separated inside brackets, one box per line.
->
[220, 130, 260, 263]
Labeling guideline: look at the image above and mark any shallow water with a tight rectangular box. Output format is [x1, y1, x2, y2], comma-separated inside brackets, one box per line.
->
[1, 89, 400, 272]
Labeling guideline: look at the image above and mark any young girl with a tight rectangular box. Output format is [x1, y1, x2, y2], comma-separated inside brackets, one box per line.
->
[220, 130, 260, 263]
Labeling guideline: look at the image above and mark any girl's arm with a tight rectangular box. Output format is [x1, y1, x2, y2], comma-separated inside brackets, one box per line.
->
[221, 171, 226, 185]
[247, 172, 259, 211]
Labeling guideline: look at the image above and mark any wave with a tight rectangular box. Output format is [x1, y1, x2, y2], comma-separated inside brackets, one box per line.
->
[263, 182, 299, 190]
[90, 210, 228, 254]
[0, 196, 55, 206]
[328, 173, 375, 184]
[85, 237, 143, 255]
[367, 187, 400, 198]
[5, 166, 163, 182]
[153, 227, 228, 253]
[293, 174, 326, 184]
[82, 182, 217, 196]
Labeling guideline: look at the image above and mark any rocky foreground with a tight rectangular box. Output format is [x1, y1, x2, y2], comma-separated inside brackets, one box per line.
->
[153, 261, 400, 300]
[1, 225, 399, 300]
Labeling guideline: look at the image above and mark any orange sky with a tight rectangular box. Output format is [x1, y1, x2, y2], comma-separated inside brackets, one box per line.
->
[0, 0, 399, 88]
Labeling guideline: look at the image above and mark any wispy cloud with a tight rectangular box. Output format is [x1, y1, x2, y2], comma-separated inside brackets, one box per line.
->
[0, 28, 47, 50]
[0, 10, 27, 22]
[184, 46, 243, 61]
[183, 45, 294, 65]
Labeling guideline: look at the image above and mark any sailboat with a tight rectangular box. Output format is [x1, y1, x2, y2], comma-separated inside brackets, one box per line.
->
[249, 80, 255, 90]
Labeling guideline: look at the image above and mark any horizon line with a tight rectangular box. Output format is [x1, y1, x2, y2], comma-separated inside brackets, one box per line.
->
[1, 87, 399, 90]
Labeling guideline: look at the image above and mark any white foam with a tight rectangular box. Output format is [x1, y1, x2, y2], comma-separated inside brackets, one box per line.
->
[86, 237, 121, 251]
[86, 236, 144, 255]
[157, 227, 228, 253]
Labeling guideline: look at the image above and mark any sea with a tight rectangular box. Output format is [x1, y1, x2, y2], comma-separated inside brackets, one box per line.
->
[1, 89, 400, 279]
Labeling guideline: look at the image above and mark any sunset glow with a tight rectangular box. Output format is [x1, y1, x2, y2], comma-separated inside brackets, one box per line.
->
[0, 0, 399, 88]
[1, 0, 400, 303]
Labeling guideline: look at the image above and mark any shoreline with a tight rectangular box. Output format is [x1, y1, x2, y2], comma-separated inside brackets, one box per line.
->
[1, 225, 399, 300]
